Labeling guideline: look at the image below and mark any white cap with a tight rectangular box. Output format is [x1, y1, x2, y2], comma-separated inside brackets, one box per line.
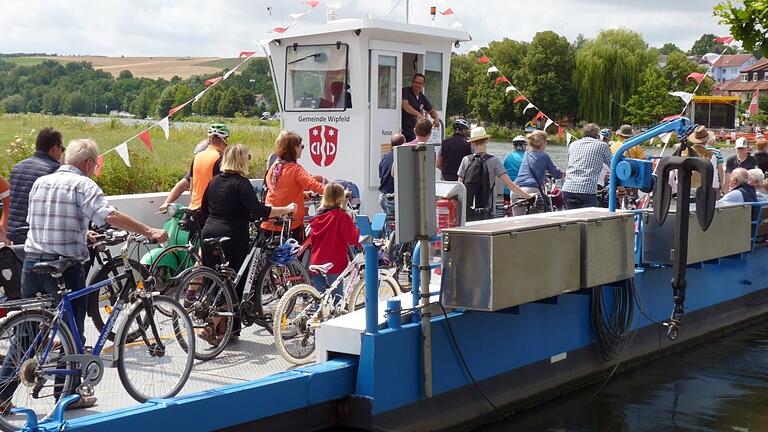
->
[735, 137, 748, 148]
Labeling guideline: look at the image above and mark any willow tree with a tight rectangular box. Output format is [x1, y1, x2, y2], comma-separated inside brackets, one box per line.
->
[574, 29, 657, 127]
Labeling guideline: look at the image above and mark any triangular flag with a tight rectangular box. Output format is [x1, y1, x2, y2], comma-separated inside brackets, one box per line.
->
[750, 89, 759, 116]
[686, 72, 706, 84]
[566, 132, 573, 145]
[487, 66, 499, 75]
[713, 36, 734, 44]
[115, 143, 130, 167]
[272, 27, 287, 34]
[303, 0, 320, 7]
[95, 155, 104, 177]
[239, 51, 255, 59]
[701, 52, 721, 65]
[523, 102, 536, 114]
[194, 89, 207, 103]
[505, 85, 517, 94]
[513, 95, 527, 103]
[661, 132, 673, 145]
[223, 69, 236, 79]
[440, 8, 454, 15]
[289, 11, 311, 20]
[544, 118, 554, 131]
[158, 116, 170, 140]
[477, 56, 490, 64]
[450, 22, 463, 29]
[533, 111, 546, 122]
[668, 91, 694, 105]
[169, 102, 189, 116]
[495, 76, 510, 86]
[138, 129, 153, 151]
[205, 76, 223, 87]
[469, 44, 480, 52]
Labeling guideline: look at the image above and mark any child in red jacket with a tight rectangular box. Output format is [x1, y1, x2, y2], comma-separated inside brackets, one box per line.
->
[309, 183, 359, 294]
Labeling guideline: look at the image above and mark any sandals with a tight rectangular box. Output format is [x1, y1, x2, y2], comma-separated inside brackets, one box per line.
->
[197, 317, 229, 347]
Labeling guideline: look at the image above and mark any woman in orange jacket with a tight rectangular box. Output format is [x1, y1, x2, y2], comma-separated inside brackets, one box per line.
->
[262, 131, 325, 240]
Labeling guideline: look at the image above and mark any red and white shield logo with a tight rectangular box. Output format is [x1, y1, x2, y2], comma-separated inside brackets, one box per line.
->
[309, 125, 338, 167]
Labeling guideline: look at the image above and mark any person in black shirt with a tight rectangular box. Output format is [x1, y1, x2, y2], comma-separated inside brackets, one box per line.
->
[724, 137, 758, 191]
[437, 119, 471, 181]
[754, 138, 768, 172]
[200, 144, 296, 305]
[378, 134, 406, 217]
[401, 73, 441, 142]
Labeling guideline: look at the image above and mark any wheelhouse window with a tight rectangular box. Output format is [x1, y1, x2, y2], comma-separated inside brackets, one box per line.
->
[425, 52, 443, 111]
[284, 43, 349, 111]
[377, 55, 398, 109]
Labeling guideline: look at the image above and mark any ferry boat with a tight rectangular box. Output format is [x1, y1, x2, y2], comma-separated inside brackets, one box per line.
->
[8, 12, 768, 432]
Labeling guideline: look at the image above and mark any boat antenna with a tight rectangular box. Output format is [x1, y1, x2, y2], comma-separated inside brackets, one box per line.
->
[406, 0, 410, 23]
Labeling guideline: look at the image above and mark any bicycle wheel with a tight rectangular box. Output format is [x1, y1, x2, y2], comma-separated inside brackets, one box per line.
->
[117, 296, 195, 402]
[174, 267, 234, 361]
[273, 284, 322, 365]
[146, 245, 202, 295]
[256, 259, 311, 306]
[347, 274, 401, 313]
[0, 310, 77, 432]
[87, 258, 148, 341]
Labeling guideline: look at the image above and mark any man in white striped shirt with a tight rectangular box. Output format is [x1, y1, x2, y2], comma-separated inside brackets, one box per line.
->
[562, 123, 613, 209]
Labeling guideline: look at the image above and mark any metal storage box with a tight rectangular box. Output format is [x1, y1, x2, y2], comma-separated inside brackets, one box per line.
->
[641, 204, 752, 265]
[545, 209, 635, 288]
[441, 217, 581, 311]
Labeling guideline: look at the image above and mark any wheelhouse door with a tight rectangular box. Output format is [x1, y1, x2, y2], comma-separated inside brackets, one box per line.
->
[369, 50, 402, 187]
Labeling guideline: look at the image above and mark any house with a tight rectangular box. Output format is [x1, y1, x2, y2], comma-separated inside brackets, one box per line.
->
[717, 57, 768, 103]
[702, 54, 757, 84]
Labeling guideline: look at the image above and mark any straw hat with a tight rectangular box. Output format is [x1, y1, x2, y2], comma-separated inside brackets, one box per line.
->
[687, 125, 714, 144]
[468, 126, 491, 143]
[616, 124, 634, 138]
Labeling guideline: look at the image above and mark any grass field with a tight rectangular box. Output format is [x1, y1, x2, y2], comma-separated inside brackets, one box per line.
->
[1, 56, 240, 79]
[0, 114, 277, 195]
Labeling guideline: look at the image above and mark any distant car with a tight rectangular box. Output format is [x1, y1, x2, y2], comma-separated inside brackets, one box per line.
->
[261, 112, 271, 120]
[271, 113, 282, 121]
[145, 117, 155, 121]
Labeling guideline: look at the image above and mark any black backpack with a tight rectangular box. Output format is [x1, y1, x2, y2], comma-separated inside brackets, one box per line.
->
[463, 153, 494, 220]
[0, 246, 23, 300]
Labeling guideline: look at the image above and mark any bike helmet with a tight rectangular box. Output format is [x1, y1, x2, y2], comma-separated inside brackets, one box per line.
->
[599, 128, 612, 141]
[207, 123, 230, 139]
[511, 135, 527, 149]
[270, 238, 301, 265]
[453, 119, 470, 131]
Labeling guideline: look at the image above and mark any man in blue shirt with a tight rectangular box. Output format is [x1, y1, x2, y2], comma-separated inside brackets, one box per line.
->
[503, 135, 527, 200]
[379, 133, 406, 218]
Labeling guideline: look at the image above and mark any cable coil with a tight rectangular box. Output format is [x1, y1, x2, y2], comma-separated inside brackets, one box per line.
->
[591, 279, 636, 361]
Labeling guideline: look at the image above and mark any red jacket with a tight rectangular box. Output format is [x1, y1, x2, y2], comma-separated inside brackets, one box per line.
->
[309, 208, 359, 275]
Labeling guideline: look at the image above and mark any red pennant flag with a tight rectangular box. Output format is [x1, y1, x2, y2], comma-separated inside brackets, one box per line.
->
[662, 114, 681, 122]
[168, 102, 188, 116]
[440, 8, 454, 15]
[95, 155, 104, 177]
[533, 111, 546, 122]
[477, 56, 490, 64]
[138, 129, 153, 151]
[713, 36, 734, 44]
[557, 126, 564, 139]
[205, 76, 223, 87]
[750, 89, 759, 116]
[303, 0, 320, 7]
[494, 76, 510, 86]
[272, 27, 287, 33]
[686, 72, 706, 84]
[513, 95, 527, 103]
[239, 51, 255, 59]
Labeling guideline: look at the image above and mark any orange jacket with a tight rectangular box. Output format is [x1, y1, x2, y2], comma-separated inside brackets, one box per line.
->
[262, 161, 324, 231]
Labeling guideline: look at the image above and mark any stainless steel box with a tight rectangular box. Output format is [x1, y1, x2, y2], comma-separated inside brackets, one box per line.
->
[641, 204, 752, 265]
[441, 217, 581, 311]
[545, 209, 635, 288]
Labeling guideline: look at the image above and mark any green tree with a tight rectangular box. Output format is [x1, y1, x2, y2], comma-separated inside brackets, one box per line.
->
[623, 68, 681, 125]
[688, 33, 735, 56]
[574, 29, 657, 126]
[659, 43, 683, 55]
[0, 94, 26, 113]
[447, 53, 478, 117]
[197, 87, 223, 116]
[715, 1, 768, 56]
[218, 88, 243, 117]
[573, 33, 588, 50]
[663, 51, 713, 95]
[118, 70, 134, 80]
[60, 91, 90, 115]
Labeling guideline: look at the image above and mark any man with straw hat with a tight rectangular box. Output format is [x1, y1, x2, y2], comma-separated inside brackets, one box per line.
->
[610, 124, 646, 160]
[687, 125, 725, 194]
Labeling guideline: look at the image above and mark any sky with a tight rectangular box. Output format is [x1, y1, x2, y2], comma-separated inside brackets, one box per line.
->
[0, 0, 732, 57]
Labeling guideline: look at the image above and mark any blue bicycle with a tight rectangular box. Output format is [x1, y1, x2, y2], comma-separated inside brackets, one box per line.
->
[0, 232, 195, 431]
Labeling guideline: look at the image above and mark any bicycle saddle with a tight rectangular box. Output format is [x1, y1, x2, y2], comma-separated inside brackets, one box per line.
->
[203, 237, 231, 248]
[32, 258, 80, 275]
[309, 263, 334, 275]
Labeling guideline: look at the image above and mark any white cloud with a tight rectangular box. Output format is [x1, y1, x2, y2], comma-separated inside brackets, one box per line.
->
[0, 0, 732, 57]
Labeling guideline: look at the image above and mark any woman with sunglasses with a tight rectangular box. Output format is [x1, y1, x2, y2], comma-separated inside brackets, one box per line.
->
[261, 131, 325, 241]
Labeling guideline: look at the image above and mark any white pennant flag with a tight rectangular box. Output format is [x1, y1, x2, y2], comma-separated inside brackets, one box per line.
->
[661, 132, 673, 145]
[544, 118, 554, 131]
[469, 44, 480, 52]
[158, 116, 170, 140]
[505, 85, 517, 94]
[115, 143, 130, 167]
[668, 91, 693, 105]
[487, 66, 499, 75]
[194, 89, 207, 103]
[701, 52, 722, 65]
[289, 10, 311, 20]
[523, 102, 536, 114]
[566, 132, 573, 145]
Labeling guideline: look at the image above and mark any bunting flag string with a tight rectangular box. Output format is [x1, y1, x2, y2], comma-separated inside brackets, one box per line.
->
[487, 66, 499, 75]
[114, 143, 131, 167]
[513, 95, 527, 103]
[138, 130, 153, 151]
[544, 118, 554, 131]
[505, 85, 516, 94]
[494, 76, 510, 85]
[477, 56, 490, 64]
[158, 116, 170, 140]
[204, 76, 223, 87]
[523, 102, 536, 114]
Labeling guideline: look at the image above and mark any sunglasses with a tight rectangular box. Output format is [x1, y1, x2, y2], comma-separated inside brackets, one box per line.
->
[299, 144, 305, 149]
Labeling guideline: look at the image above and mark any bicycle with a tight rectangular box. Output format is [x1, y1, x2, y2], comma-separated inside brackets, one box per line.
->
[0, 235, 195, 431]
[498, 196, 538, 217]
[143, 206, 203, 295]
[379, 193, 413, 291]
[173, 216, 311, 361]
[273, 247, 401, 365]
